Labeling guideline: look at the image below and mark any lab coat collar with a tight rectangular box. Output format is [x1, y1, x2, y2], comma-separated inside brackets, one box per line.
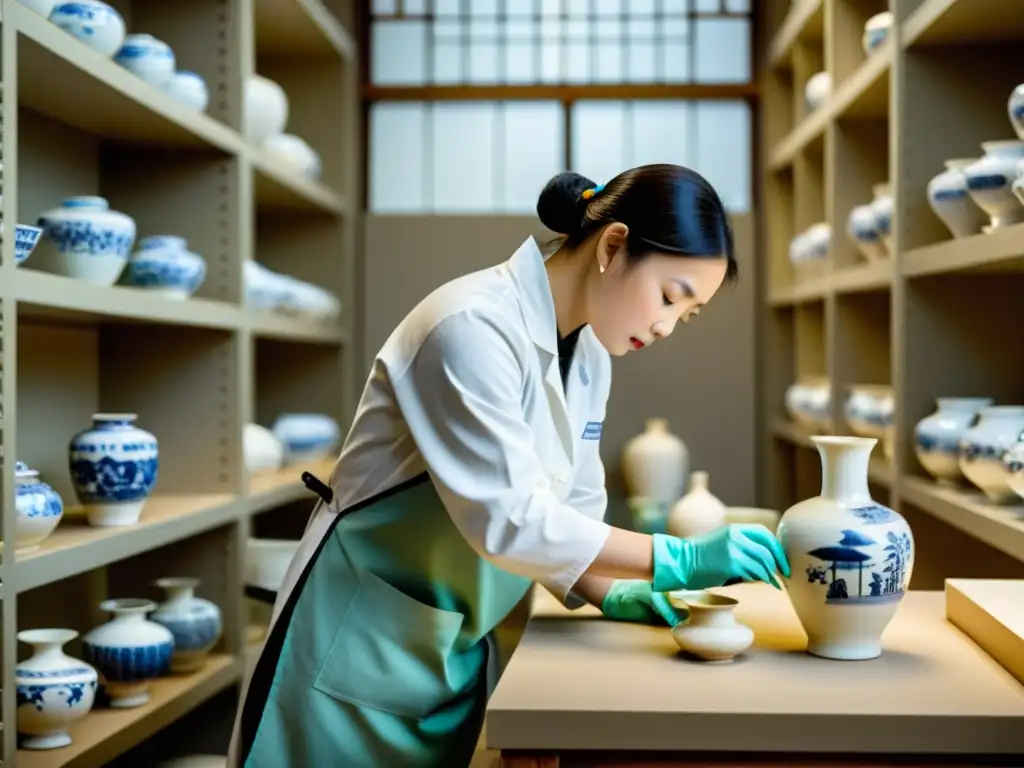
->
[507, 236, 559, 356]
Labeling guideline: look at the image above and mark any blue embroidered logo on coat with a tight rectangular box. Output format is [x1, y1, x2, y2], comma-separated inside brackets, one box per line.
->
[582, 421, 602, 440]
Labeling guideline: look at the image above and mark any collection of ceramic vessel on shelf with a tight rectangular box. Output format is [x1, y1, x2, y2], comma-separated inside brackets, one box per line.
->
[19, 0, 209, 111]
[802, 12, 892, 114]
[785, 379, 895, 460]
[15, 580, 222, 750]
[246, 75, 323, 181]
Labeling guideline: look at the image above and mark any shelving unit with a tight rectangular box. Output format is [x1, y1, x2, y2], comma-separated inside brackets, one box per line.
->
[0, 0, 358, 763]
[760, 0, 1024, 590]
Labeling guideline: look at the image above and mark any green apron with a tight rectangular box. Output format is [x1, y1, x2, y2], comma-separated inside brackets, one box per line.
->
[237, 472, 533, 767]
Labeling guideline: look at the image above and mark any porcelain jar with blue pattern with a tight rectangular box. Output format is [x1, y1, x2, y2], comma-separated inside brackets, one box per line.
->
[914, 397, 992, 485]
[49, 1, 126, 58]
[1008, 83, 1024, 141]
[81, 598, 174, 708]
[122, 236, 207, 299]
[35, 195, 136, 286]
[778, 436, 914, 661]
[15, 461, 64, 554]
[963, 140, 1024, 231]
[1003, 439, 1024, 503]
[150, 578, 222, 673]
[958, 405, 1024, 503]
[861, 11, 892, 55]
[68, 413, 159, 527]
[846, 204, 886, 262]
[927, 158, 988, 239]
[113, 33, 176, 88]
[15, 629, 98, 750]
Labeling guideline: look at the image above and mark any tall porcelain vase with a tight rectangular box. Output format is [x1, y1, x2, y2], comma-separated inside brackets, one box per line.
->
[778, 436, 914, 661]
[621, 418, 689, 506]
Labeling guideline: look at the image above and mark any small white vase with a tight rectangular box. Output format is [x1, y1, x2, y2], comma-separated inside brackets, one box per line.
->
[113, 33, 176, 88]
[620, 418, 689, 507]
[14, 461, 64, 553]
[164, 71, 209, 111]
[264, 134, 323, 179]
[927, 159, 988, 238]
[667, 471, 726, 539]
[15, 629, 97, 750]
[963, 140, 1024, 231]
[846, 204, 886, 262]
[843, 385, 893, 440]
[271, 413, 341, 464]
[869, 183, 893, 253]
[49, 0, 126, 58]
[150, 577, 223, 673]
[34, 195, 136, 286]
[958, 405, 1024, 503]
[914, 397, 992, 485]
[81, 598, 174, 707]
[804, 71, 831, 111]
[668, 590, 754, 662]
[778, 436, 914, 661]
[244, 75, 289, 144]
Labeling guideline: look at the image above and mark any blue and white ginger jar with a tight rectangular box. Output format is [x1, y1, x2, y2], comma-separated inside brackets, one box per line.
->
[114, 33, 175, 87]
[963, 140, 1024, 230]
[15, 629, 98, 750]
[49, 1, 126, 58]
[926, 158, 988, 239]
[122, 235, 207, 299]
[15, 461, 64, 553]
[958, 405, 1024, 503]
[150, 578, 222, 673]
[81, 598, 174, 708]
[68, 413, 159, 527]
[846, 204, 885, 262]
[914, 397, 991, 485]
[35, 195, 136, 286]
[271, 413, 341, 462]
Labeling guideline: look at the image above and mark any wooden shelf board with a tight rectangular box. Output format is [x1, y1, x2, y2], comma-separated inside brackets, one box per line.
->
[16, 654, 241, 768]
[14, 494, 240, 594]
[767, 106, 828, 170]
[904, 0, 1024, 47]
[13, 270, 242, 331]
[251, 152, 348, 215]
[767, 273, 830, 305]
[254, 0, 356, 60]
[900, 475, 1024, 564]
[901, 224, 1024, 278]
[768, 0, 824, 69]
[832, 260, 893, 294]
[14, 4, 243, 154]
[248, 311, 347, 344]
[245, 458, 336, 513]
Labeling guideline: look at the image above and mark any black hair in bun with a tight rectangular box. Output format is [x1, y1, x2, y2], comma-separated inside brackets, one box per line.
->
[536, 171, 596, 237]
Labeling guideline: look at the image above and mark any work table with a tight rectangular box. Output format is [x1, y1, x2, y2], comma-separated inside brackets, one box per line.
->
[485, 583, 1024, 767]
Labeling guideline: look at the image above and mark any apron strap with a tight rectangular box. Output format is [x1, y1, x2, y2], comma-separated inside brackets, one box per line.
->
[302, 471, 334, 504]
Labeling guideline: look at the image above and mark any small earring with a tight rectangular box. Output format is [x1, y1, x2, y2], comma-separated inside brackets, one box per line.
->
[599, 264, 605, 274]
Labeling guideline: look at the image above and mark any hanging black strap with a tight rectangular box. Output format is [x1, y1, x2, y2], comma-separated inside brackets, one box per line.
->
[301, 471, 333, 504]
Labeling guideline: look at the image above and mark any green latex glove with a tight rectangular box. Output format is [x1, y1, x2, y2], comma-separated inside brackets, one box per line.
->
[651, 524, 791, 593]
[601, 580, 685, 627]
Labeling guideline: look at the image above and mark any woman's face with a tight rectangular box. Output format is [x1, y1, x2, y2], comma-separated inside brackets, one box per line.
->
[586, 224, 729, 357]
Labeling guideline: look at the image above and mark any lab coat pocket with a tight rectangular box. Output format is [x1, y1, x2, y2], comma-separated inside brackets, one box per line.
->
[312, 569, 467, 720]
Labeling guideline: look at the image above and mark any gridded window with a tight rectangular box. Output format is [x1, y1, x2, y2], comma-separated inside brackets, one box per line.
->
[370, 0, 752, 86]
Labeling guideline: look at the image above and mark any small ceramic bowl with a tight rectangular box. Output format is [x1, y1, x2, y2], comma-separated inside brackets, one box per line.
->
[668, 590, 754, 662]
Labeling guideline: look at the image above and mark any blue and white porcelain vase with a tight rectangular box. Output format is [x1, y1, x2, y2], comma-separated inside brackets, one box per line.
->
[963, 141, 1024, 231]
[271, 413, 341, 463]
[164, 71, 209, 111]
[914, 397, 992, 485]
[958, 405, 1024, 503]
[68, 413, 159, 527]
[150, 578, 222, 673]
[35, 195, 136, 286]
[861, 11, 892, 55]
[1007, 83, 1024, 141]
[81, 599, 174, 707]
[15, 461, 64, 554]
[49, 1, 126, 58]
[927, 158, 988, 239]
[122, 236, 207, 299]
[114, 33, 176, 88]
[868, 183, 893, 253]
[778, 436, 914, 661]
[846, 204, 886, 262]
[15, 224, 44, 265]
[15, 629, 98, 750]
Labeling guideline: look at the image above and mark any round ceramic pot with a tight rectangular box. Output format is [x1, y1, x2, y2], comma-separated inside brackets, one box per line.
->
[113, 34, 176, 87]
[963, 140, 1024, 230]
[271, 413, 341, 464]
[778, 436, 914, 661]
[264, 134, 322, 179]
[14, 461, 64, 554]
[621, 418, 689, 506]
[927, 158, 988, 238]
[804, 71, 831, 111]
[1008, 83, 1024, 141]
[958, 405, 1024, 503]
[862, 11, 893, 54]
[667, 471, 726, 539]
[68, 413, 159, 526]
[150, 578, 223, 673]
[164, 71, 209, 111]
[668, 591, 754, 662]
[15, 629, 98, 750]
[49, 0, 126, 58]
[1003, 439, 1024, 502]
[244, 423, 285, 474]
[122, 235, 207, 299]
[914, 397, 992, 485]
[803, 222, 830, 259]
[843, 385, 893, 440]
[785, 379, 830, 429]
[34, 196, 136, 286]
[243, 75, 289, 144]
[81, 599, 174, 708]
[847, 204, 886, 262]
[869, 183, 893, 253]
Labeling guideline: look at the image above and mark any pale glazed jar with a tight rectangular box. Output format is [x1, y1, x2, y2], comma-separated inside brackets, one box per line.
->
[668, 590, 754, 662]
[621, 418, 689, 507]
[667, 470, 726, 539]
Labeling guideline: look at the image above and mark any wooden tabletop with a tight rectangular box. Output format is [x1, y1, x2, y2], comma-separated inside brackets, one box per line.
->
[484, 583, 1024, 757]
